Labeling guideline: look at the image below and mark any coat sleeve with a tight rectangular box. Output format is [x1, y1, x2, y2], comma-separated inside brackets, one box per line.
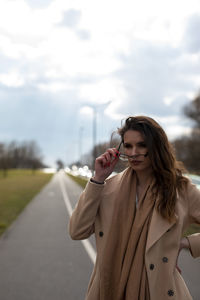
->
[69, 180, 105, 240]
[186, 181, 200, 258]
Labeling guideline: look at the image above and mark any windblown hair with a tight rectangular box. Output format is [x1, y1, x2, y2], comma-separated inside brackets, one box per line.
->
[118, 115, 188, 222]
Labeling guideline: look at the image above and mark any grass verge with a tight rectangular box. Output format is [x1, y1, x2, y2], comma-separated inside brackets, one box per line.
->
[66, 173, 88, 188]
[0, 169, 53, 236]
[184, 224, 200, 237]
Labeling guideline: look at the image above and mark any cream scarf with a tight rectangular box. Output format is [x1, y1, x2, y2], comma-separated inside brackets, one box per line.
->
[100, 167, 156, 300]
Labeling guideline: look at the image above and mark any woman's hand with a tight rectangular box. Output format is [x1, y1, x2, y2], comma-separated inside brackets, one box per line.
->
[93, 148, 120, 182]
[176, 237, 191, 274]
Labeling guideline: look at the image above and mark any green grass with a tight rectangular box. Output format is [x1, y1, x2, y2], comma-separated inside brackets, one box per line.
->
[66, 173, 88, 188]
[184, 224, 200, 236]
[0, 169, 53, 236]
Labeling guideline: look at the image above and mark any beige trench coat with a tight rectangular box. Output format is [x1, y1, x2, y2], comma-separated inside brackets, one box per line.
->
[69, 170, 200, 300]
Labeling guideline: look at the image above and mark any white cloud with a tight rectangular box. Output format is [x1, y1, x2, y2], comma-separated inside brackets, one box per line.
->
[79, 78, 127, 104]
[163, 96, 174, 106]
[104, 101, 126, 120]
[0, 0, 200, 164]
[59, 9, 81, 27]
[0, 0, 199, 93]
[166, 125, 192, 140]
[38, 82, 73, 92]
[79, 106, 93, 116]
[188, 75, 200, 87]
[185, 91, 199, 101]
[183, 14, 200, 53]
[0, 70, 25, 87]
[152, 115, 192, 140]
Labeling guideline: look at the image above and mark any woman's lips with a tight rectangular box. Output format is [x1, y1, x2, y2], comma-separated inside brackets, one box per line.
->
[130, 160, 142, 165]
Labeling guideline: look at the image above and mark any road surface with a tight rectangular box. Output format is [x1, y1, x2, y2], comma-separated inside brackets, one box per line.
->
[0, 171, 199, 299]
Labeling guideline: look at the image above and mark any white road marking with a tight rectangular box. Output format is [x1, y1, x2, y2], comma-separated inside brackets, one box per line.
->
[58, 172, 96, 264]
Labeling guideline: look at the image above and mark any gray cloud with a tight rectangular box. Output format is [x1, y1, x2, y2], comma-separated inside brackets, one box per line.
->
[1, 9, 200, 165]
[0, 53, 18, 70]
[115, 40, 198, 118]
[183, 14, 200, 53]
[0, 84, 85, 165]
[76, 29, 91, 40]
[25, 0, 53, 9]
[60, 9, 82, 28]
[58, 9, 91, 40]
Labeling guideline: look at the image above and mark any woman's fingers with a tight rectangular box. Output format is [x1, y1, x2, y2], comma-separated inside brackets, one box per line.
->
[104, 149, 119, 160]
[96, 156, 107, 166]
[103, 149, 119, 167]
[95, 148, 119, 171]
[96, 149, 117, 164]
[94, 148, 120, 181]
[107, 148, 120, 158]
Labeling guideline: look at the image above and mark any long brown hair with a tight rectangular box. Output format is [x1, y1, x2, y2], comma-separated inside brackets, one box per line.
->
[118, 115, 188, 221]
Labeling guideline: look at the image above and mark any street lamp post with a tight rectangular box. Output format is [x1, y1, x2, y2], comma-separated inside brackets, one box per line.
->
[81, 101, 112, 174]
[79, 126, 84, 166]
[92, 108, 97, 172]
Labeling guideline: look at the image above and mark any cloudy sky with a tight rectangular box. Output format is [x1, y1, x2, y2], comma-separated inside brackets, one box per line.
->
[0, 0, 200, 167]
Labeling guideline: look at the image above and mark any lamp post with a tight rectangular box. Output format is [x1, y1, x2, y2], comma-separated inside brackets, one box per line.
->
[83, 101, 112, 173]
[79, 126, 84, 166]
[92, 108, 97, 172]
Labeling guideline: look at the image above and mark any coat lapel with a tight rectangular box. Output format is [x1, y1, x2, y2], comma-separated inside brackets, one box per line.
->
[146, 203, 178, 253]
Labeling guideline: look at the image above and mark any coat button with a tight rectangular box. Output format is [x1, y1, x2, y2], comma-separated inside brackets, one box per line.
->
[168, 289, 174, 296]
[149, 264, 154, 270]
[162, 257, 168, 263]
[99, 231, 104, 237]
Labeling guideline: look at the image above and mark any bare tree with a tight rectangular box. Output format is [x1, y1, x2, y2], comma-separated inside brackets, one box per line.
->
[56, 159, 65, 171]
[184, 92, 200, 128]
[0, 143, 10, 177]
[0, 140, 45, 174]
[174, 92, 200, 174]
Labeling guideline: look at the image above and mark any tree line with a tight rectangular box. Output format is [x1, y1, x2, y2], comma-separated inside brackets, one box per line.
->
[174, 92, 200, 174]
[0, 140, 45, 176]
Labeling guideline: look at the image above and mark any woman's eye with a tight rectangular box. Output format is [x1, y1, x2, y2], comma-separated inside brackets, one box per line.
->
[139, 143, 146, 147]
[124, 144, 131, 148]
[123, 142, 146, 148]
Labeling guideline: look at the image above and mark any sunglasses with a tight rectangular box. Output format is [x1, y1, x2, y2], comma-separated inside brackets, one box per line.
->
[117, 141, 148, 161]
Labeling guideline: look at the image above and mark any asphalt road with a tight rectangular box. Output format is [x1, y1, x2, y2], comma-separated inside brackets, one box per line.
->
[0, 171, 199, 300]
[0, 171, 93, 300]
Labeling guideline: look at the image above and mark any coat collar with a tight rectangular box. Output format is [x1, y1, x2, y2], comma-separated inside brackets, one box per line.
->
[146, 201, 178, 253]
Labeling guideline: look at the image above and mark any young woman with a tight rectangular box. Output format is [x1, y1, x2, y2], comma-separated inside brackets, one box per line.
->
[69, 116, 200, 300]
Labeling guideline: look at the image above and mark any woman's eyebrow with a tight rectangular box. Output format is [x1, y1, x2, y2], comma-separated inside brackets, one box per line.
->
[124, 141, 145, 145]
[123, 142, 132, 146]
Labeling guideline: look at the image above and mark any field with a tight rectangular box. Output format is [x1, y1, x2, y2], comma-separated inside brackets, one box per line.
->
[0, 169, 53, 236]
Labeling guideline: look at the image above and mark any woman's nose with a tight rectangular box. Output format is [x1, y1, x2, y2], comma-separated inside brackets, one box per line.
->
[129, 147, 138, 155]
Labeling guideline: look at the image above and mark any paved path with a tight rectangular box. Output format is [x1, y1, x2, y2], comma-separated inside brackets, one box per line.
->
[0, 171, 199, 300]
[0, 172, 93, 300]
[179, 250, 200, 299]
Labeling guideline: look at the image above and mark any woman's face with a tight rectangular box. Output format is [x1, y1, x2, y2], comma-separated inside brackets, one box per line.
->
[123, 130, 152, 172]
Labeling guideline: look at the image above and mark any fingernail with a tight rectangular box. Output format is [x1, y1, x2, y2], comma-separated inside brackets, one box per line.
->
[104, 162, 110, 168]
